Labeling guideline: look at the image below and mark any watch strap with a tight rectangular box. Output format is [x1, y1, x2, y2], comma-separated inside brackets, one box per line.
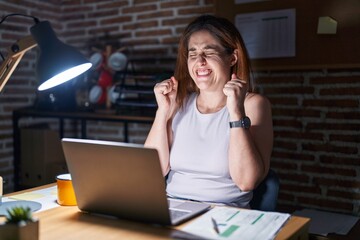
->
[229, 117, 251, 129]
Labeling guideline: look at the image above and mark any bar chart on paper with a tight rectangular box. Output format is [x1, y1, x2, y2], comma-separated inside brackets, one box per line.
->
[182, 206, 290, 240]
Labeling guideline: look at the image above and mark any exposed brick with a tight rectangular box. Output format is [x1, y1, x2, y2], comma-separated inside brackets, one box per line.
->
[327, 190, 360, 200]
[274, 130, 324, 141]
[272, 151, 315, 162]
[267, 97, 298, 106]
[88, 26, 122, 35]
[278, 172, 310, 183]
[62, 5, 93, 13]
[270, 160, 298, 170]
[320, 87, 360, 96]
[160, 0, 199, 9]
[273, 119, 303, 128]
[134, 0, 159, 4]
[163, 16, 196, 26]
[257, 76, 304, 85]
[87, 9, 119, 19]
[97, 1, 128, 10]
[66, 20, 98, 29]
[314, 177, 360, 188]
[82, 0, 97, 4]
[123, 20, 158, 30]
[302, 143, 358, 154]
[61, 29, 87, 38]
[0, 3, 27, 13]
[1, 26, 28, 34]
[297, 196, 354, 212]
[281, 183, 322, 195]
[272, 108, 321, 118]
[326, 111, 360, 120]
[301, 164, 357, 177]
[329, 133, 360, 143]
[175, 26, 186, 34]
[178, 6, 214, 15]
[306, 122, 360, 132]
[162, 36, 181, 45]
[59, 13, 86, 22]
[310, 76, 360, 85]
[122, 4, 157, 14]
[122, 38, 159, 46]
[319, 155, 359, 166]
[135, 29, 172, 37]
[302, 99, 358, 108]
[264, 86, 314, 95]
[205, 0, 215, 4]
[274, 139, 298, 151]
[278, 192, 296, 202]
[137, 10, 173, 20]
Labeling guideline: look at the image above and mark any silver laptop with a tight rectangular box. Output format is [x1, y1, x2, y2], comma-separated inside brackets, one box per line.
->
[61, 138, 210, 225]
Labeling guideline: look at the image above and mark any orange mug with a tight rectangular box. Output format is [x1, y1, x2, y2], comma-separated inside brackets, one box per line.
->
[56, 173, 77, 206]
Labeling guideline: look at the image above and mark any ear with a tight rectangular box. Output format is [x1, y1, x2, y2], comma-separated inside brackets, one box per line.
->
[230, 49, 238, 66]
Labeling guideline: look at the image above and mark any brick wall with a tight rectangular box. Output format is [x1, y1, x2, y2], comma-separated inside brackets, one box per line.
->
[257, 71, 360, 215]
[0, 0, 359, 216]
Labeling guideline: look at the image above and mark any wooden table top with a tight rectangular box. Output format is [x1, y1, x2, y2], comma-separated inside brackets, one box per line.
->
[3, 184, 310, 240]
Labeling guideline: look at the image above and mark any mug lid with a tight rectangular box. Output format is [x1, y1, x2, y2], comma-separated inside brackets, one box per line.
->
[57, 173, 72, 181]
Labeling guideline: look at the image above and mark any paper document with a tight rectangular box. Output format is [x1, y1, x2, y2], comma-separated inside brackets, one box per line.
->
[235, 9, 296, 59]
[3, 186, 58, 212]
[182, 206, 290, 240]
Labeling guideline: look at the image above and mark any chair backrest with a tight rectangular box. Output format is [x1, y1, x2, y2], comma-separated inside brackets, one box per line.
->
[250, 169, 279, 211]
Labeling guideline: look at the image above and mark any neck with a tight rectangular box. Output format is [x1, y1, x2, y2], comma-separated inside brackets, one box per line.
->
[196, 92, 226, 114]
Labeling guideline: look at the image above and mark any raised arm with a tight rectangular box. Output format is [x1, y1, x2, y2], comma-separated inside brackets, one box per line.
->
[144, 77, 178, 176]
[224, 74, 273, 191]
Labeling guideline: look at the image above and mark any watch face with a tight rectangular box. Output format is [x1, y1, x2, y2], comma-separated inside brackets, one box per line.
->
[243, 117, 251, 129]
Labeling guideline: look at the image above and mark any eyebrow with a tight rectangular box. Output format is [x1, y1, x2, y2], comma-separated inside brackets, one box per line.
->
[188, 44, 223, 52]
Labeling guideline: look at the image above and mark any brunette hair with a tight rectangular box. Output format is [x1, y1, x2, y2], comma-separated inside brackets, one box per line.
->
[174, 15, 253, 108]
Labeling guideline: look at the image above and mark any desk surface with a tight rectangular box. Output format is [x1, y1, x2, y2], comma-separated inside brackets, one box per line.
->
[4, 184, 310, 240]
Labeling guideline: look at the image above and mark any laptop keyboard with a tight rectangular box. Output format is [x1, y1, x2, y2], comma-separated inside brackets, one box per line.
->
[170, 209, 190, 220]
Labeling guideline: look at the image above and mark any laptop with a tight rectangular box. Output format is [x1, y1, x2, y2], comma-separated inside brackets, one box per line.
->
[61, 138, 210, 225]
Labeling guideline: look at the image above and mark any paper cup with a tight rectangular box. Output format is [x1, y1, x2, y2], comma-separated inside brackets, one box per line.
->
[56, 174, 77, 206]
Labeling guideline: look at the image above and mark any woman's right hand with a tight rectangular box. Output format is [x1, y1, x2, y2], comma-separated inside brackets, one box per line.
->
[153, 76, 178, 116]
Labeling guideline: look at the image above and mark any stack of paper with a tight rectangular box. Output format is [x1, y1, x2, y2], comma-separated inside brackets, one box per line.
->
[182, 206, 290, 240]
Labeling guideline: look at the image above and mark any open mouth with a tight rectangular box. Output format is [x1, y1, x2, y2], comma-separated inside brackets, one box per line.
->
[196, 69, 212, 77]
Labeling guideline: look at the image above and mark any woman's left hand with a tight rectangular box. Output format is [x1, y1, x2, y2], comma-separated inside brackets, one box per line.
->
[223, 73, 248, 120]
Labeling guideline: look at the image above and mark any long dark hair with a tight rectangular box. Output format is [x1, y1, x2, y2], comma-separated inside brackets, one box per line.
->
[174, 15, 253, 108]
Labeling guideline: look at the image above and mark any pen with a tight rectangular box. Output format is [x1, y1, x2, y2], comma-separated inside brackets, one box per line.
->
[211, 217, 220, 234]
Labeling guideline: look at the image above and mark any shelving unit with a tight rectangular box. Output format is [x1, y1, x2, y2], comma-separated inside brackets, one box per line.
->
[112, 57, 175, 111]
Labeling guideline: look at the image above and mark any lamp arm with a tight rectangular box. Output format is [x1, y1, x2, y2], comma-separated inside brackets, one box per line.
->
[0, 35, 37, 92]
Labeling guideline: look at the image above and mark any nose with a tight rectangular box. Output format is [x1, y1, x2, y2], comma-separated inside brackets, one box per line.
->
[196, 53, 206, 66]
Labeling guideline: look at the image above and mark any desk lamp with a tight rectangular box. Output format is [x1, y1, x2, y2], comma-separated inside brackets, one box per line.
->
[0, 13, 92, 215]
[0, 13, 92, 92]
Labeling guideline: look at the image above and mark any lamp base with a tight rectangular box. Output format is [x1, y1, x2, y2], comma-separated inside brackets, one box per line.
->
[0, 200, 42, 216]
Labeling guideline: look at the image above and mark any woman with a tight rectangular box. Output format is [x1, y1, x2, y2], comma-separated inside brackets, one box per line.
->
[145, 15, 273, 208]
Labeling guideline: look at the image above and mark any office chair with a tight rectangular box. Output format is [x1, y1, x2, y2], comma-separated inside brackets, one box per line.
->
[250, 169, 279, 211]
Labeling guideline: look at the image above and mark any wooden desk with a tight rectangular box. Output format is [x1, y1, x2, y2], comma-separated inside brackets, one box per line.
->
[4, 185, 310, 240]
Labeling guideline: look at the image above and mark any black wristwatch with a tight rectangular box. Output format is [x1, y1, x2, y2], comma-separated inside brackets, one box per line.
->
[229, 116, 251, 129]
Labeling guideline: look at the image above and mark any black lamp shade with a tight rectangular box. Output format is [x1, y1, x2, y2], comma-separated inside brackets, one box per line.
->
[30, 21, 92, 91]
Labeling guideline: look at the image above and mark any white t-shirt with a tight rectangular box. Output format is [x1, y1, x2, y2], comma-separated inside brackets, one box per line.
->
[166, 93, 252, 208]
